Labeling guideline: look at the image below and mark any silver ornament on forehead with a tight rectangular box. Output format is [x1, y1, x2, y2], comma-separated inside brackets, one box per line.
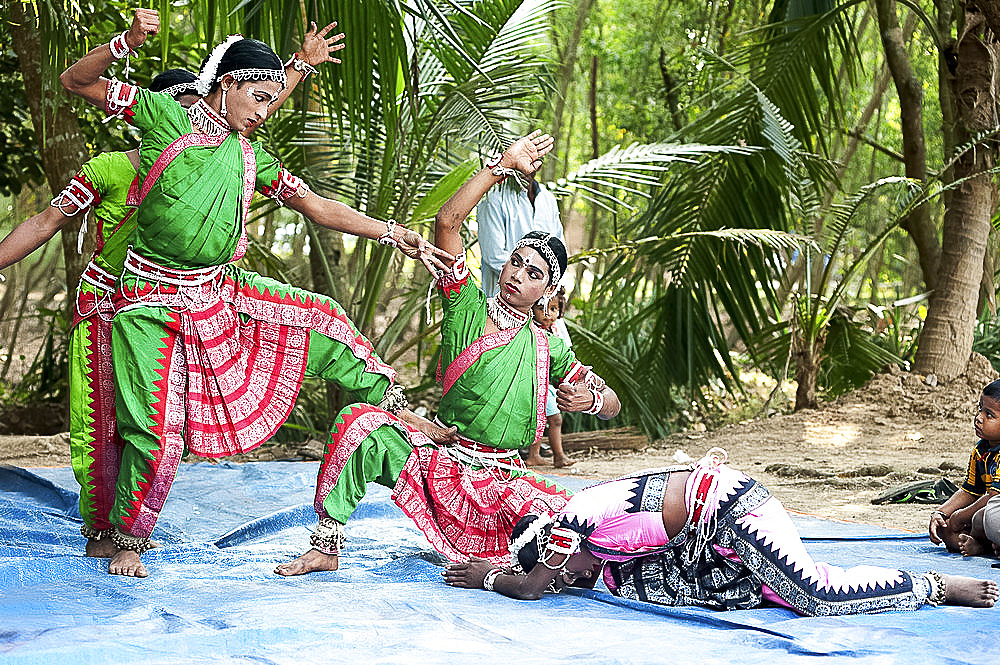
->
[513, 233, 561, 286]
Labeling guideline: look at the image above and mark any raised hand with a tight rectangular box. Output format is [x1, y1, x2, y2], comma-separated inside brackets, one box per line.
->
[498, 130, 555, 176]
[300, 21, 346, 66]
[125, 9, 160, 50]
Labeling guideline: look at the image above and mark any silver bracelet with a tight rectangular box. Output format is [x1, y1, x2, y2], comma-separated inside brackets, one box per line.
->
[377, 220, 399, 248]
[290, 54, 318, 78]
[931, 509, 949, 519]
[482, 568, 502, 591]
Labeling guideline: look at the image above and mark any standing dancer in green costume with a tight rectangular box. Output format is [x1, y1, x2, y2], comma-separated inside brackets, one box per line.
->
[59, 9, 452, 577]
[276, 132, 621, 577]
[0, 26, 342, 560]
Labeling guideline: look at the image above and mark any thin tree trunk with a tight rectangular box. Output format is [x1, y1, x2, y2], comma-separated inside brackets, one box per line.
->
[543, 0, 595, 182]
[875, 0, 941, 290]
[915, 28, 998, 380]
[9, 1, 91, 312]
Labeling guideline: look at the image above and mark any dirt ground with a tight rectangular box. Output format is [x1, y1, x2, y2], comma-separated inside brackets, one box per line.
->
[2, 354, 995, 535]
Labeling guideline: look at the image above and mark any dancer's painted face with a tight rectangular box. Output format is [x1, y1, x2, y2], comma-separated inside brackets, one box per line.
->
[219, 77, 282, 133]
[975, 394, 1000, 442]
[499, 247, 554, 312]
[553, 551, 602, 591]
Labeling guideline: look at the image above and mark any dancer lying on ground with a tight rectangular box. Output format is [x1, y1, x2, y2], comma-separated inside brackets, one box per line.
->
[930, 379, 1000, 554]
[58, 10, 452, 577]
[444, 448, 999, 614]
[0, 25, 339, 562]
[275, 132, 620, 576]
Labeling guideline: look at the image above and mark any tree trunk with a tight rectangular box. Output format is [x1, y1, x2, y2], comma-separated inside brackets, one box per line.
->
[794, 333, 825, 410]
[542, 0, 595, 182]
[875, 0, 941, 290]
[915, 26, 998, 380]
[9, 1, 91, 306]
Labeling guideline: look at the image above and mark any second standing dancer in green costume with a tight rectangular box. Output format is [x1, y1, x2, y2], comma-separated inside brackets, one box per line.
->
[276, 132, 621, 577]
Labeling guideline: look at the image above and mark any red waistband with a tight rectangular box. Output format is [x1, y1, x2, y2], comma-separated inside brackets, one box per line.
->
[80, 261, 118, 292]
[123, 249, 224, 286]
[454, 437, 519, 457]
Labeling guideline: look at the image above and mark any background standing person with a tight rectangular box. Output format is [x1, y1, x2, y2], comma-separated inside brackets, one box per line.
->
[525, 286, 574, 468]
[477, 170, 564, 298]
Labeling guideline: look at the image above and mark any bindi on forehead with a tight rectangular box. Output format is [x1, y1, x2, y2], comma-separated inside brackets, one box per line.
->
[513, 248, 545, 268]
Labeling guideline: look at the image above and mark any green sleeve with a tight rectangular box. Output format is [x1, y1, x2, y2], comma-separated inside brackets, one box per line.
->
[254, 144, 282, 192]
[78, 153, 116, 198]
[438, 255, 483, 314]
[106, 82, 184, 135]
[547, 333, 577, 386]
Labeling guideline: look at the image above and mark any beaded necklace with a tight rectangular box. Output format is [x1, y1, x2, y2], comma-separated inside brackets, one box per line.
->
[487, 296, 530, 330]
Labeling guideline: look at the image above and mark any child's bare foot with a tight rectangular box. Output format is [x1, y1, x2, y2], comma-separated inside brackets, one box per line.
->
[553, 455, 575, 468]
[958, 533, 989, 557]
[274, 548, 339, 576]
[524, 456, 546, 467]
[108, 550, 148, 577]
[86, 538, 119, 558]
[941, 574, 999, 607]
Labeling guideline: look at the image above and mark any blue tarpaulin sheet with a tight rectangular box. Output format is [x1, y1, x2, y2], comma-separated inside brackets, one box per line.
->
[2, 461, 999, 664]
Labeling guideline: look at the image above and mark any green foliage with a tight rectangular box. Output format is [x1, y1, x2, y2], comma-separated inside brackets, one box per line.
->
[0, 43, 44, 196]
[974, 310, 1000, 374]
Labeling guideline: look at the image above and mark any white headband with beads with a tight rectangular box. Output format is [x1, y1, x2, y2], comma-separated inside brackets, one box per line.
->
[195, 35, 286, 97]
[513, 233, 562, 286]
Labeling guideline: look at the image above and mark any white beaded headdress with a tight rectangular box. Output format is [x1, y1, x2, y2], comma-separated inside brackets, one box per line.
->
[160, 81, 198, 99]
[513, 233, 563, 286]
[195, 35, 287, 97]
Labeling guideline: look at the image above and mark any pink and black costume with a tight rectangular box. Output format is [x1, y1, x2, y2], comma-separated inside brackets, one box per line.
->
[551, 457, 937, 615]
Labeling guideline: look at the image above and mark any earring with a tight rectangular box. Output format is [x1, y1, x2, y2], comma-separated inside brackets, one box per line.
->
[220, 85, 229, 117]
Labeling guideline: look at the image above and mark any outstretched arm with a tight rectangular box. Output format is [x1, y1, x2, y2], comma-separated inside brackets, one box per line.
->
[433, 131, 554, 259]
[0, 207, 77, 273]
[60, 9, 159, 108]
[442, 556, 564, 600]
[284, 191, 451, 274]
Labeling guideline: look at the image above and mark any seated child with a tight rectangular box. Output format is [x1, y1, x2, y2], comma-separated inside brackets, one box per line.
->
[929, 378, 1000, 554]
[525, 286, 574, 468]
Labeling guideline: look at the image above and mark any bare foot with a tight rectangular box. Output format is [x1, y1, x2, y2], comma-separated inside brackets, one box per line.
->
[524, 456, 546, 467]
[553, 456, 575, 468]
[958, 533, 989, 557]
[108, 550, 148, 578]
[941, 574, 999, 608]
[274, 548, 339, 576]
[86, 538, 119, 558]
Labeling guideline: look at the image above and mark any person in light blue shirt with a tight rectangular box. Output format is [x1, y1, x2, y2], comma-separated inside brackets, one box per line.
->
[477, 174, 565, 297]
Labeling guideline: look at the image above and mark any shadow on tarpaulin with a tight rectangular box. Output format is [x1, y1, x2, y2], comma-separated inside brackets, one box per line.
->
[1, 462, 998, 665]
